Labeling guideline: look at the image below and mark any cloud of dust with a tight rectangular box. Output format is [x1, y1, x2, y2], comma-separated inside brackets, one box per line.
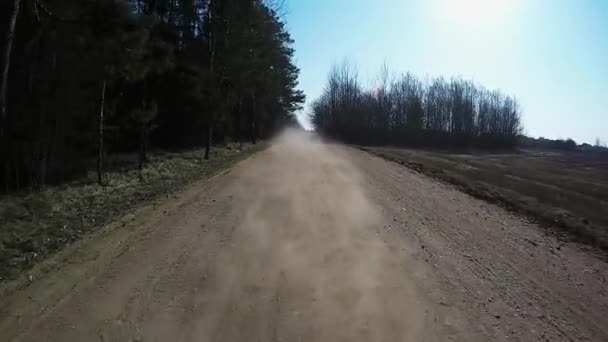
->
[195, 128, 426, 341]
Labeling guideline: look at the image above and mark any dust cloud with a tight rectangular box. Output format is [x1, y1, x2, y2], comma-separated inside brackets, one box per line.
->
[192, 129, 430, 341]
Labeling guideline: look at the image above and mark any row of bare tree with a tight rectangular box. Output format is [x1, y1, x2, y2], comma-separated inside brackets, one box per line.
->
[311, 63, 522, 147]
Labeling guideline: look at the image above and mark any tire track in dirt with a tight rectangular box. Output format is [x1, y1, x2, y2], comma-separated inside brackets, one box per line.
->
[0, 132, 457, 341]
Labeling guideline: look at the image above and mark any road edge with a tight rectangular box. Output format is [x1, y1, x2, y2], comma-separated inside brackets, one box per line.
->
[357, 146, 608, 258]
[0, 148, 264, 338]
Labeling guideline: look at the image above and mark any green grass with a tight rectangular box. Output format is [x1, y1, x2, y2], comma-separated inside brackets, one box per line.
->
[0, 143, 263, 281]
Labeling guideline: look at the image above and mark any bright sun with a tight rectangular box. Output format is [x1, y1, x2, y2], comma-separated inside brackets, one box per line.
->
[437, 0, 514, 30]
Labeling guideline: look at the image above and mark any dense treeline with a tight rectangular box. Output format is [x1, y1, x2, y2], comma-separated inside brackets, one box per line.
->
[0, 0, 304, 191]
[519, 136, 608, 153]
[311, 63, 522, 148]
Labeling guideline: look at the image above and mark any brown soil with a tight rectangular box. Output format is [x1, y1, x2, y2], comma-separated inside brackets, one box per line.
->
[361, 146, 608, 251]
[1, 131, 606, 341]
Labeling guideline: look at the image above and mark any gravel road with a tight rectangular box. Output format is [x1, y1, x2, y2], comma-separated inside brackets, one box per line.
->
[1, 132, 607, 341]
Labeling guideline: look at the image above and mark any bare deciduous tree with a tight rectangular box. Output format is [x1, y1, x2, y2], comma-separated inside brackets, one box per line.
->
[311, 62, 522, 148]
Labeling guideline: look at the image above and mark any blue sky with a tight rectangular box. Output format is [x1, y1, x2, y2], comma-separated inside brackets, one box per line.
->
[285, 0, 608, 144]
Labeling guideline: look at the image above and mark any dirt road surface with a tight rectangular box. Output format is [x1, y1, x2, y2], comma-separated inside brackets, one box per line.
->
[1, 132, 607, 341]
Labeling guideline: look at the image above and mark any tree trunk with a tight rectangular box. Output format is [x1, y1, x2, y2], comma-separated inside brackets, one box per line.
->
[238, 97, 243, 149]
[138, 125, 145, 171]
[39, 145, 47, 190]
[138, 124, 148, 171]
[205, 0, 217, 159]
[97, 79, 106, 185]
[2, 141, 10, 192]
[13, 148, 19, 190]
[1, 0, 21, 192]
[204, 123, 213, 160]
[233, 96, 242, 144]
[1, 0, 20, 123]
[250, 92, 257, 144]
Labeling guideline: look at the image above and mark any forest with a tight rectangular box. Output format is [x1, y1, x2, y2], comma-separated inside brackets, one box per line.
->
[310, 62, 522, 148]
[0, 0, 304, 192]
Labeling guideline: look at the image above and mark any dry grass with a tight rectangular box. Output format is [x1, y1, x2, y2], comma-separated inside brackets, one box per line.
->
[0, 143, 264, 281]
[361, 146, 608, 251]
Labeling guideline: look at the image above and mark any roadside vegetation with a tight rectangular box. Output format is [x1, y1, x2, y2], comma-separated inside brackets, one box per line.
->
[1, 0, 304, 192]
[363, 146, 608, 251]
[0, 143, 262, 281]
[0, 0, 303, 280]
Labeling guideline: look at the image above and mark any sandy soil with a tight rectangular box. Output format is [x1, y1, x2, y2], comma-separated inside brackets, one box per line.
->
[1, 131, 607, 341]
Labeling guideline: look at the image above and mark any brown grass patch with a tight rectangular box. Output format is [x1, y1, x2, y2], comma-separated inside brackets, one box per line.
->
[0, 144, 264, 281]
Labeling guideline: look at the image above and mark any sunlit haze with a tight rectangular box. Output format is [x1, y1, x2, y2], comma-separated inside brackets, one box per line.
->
[288, 0, 608, 144]
[436, 0, 517, 30]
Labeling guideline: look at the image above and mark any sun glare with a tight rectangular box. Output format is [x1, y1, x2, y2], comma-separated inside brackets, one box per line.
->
[437, 0, 514, 30]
